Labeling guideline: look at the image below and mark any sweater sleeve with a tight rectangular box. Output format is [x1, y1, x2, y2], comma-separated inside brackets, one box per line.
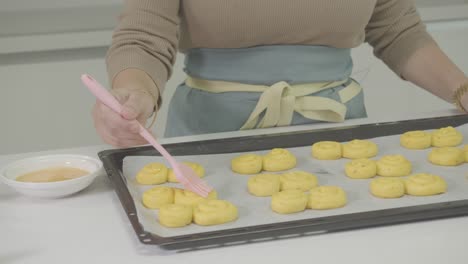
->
[365, 0, 436, 76]
[106, 0, 180, 96]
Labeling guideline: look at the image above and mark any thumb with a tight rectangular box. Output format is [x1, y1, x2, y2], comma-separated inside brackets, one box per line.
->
[121, 91, 153, 120]
[121, 97, 141, 120]
[108, 89, 138, 120]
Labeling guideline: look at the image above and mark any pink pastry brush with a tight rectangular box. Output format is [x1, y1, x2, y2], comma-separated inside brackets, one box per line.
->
[81, 74, 212, 197]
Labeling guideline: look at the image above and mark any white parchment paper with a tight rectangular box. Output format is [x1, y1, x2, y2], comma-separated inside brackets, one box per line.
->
[123, 125, 468, 238]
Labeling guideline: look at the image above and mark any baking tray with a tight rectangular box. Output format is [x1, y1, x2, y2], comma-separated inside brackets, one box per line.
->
[98, 114, 468, 250]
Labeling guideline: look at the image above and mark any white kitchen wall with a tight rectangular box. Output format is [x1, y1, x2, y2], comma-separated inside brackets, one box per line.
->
[0, 1, 467, 155]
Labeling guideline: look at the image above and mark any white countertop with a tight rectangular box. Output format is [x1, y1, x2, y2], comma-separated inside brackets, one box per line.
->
[2, 109, 468, 264]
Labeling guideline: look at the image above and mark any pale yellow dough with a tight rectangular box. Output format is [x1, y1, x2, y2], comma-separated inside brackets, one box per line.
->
[342, 139, 378, 159]
[262, 148, 297, 172]
[158, 204, 193, 228]
[308, 186, 347, 210]
[280, 171, 318, 191]
[193, 200, 238, 226]
[271, 190, 308, 214]
[168, 162, 205, 183]
[248, 174, 281, 196]
[142, 186, 174, 209]
[231, 153, 263, 174]
[405, 173, 447, 196]
[135, 162, 168, 185]
[370, 178, 405, 198]
[376, 155, 412, 177]
[174, 189, 217, 207]
[464, 145, 468, 152]
[400, 131, 432, 150]
[311, 141, 342, 160]
[464, 145, 468, 162]
[432, 126, 463, 147]
[345, 158, 377, 179]
[428, 147, 464, 166]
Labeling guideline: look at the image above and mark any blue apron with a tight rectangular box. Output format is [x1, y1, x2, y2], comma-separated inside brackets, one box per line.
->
[165, 45, 367, 137]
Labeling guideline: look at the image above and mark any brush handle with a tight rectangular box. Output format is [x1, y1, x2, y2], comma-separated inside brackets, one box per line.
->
[81, 74, 124, 114]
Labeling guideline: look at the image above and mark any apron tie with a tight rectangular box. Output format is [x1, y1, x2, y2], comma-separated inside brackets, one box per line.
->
[185, 77, 362, 130]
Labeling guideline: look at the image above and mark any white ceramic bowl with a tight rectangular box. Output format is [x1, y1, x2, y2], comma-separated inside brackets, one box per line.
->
[0, 154, 103, 198]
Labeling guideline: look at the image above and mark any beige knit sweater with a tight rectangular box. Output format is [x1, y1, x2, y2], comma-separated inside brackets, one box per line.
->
[106, 0, 435, 95]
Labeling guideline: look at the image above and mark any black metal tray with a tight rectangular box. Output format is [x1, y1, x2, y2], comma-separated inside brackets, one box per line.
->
[98, 114, 468, 250]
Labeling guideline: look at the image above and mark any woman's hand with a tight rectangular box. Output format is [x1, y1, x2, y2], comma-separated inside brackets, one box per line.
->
[456, 79, 468, 112]
[92, 69, 159, 147]
[92, 87, 155, 147]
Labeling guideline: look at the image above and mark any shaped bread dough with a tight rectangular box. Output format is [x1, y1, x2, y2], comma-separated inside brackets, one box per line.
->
[307, 186, 347, 210]
[463, 145, 468, 162]
[370, 178, 405, 198]
[136, 162, 168, 185]
[168, 162, 205, 183]
[405, 173, 447, 196]
[432, 126, 463, 147]
[271, 190, 308, 214]
[158, 204, 193, 228]
[231, 153, 263, 174]
[400, 130, 432, 150]
[248, 174, 281, 196]
[280, 171, 319, 191]
[174, 189, 217, 207]
[345, 158, 377, 179]
[311, 141, 342, 160]
[142, 186, 174, 209]
[193, 200, 238, 226]
[376, 155, 412, 177]
[263, 148, 297, 172]
[342, 139, 378, 159]
[428, 147, 464, 166]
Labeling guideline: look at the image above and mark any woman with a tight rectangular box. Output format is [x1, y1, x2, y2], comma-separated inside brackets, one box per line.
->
[93, 0, 468, 147]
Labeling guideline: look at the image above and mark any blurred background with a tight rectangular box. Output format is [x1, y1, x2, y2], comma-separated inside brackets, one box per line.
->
[1, 0, 468, 155]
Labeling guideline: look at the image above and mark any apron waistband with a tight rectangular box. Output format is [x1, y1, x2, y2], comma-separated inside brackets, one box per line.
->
[185, 76, 362, 130]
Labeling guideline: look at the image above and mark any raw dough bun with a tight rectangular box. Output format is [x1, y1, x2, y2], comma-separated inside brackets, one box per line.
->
[311, 141, 342, 160]
[263, 148, 297, 172]
[307, 186, 347, 210]
[168, 162, 205, 183]
[376, 155, 412, 177]
[342, 139, 378, 159]
[370, 178, 405, 198]
[428, 147, 464, 166]
[248, 174, 281, 196]
[464, 145, 468, 162]
[142, 186, 174, 209]
[158, 204, 193, 228]
[432, 126, 463, 147]
[193, 200, 238, 226]
[280, 171, 319, 191]
[231, 153, 263, 174]
[174, 189, 217, 207]
[400, 131, 432, 149]
[464, 144, 468, 152]
[271, 190, 308, 214]
[136, 162, 168, 185]
[405, 173, 447, 196]
[345, 158, 377, 179]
